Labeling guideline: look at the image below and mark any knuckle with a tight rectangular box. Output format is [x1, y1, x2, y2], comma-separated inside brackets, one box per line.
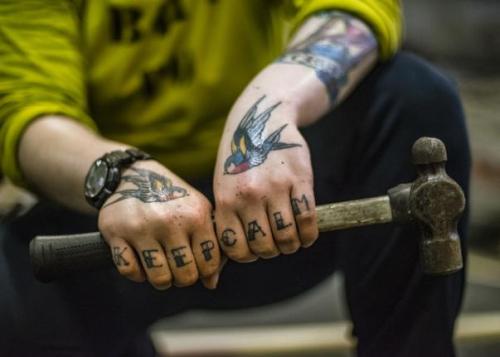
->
[252, 246, 279, 259]
[123, 219, 149, 236]
[299, 226, 319, 247]
[200, 260, 219, 277]
[215, 196, 234, 210]
[296, 209, 316, 223]
[175, 269, 199, 287]
[238, 182, 262, 200]
[150, 274, 172, 290]
[225, 249, 255, 263]
[275, 235, 300, 252]
[117, 264, 138, 278]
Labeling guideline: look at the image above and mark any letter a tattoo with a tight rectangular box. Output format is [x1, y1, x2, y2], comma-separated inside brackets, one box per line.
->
[247, 220, 266, 241]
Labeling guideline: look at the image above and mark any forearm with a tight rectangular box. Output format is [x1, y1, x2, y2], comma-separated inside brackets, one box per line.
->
[225, 11, 378, 129]
[18, 116, 130, 213]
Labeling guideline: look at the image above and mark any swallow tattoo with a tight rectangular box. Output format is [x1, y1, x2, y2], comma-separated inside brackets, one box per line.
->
[224, 96, 301, 174]
[104, 168, 188, 207]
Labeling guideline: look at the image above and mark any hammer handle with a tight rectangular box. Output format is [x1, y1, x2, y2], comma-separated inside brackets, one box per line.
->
[30, 195, 393, 282]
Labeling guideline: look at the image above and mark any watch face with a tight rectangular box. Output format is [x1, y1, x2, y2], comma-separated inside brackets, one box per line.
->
[85, 159, 109, 198]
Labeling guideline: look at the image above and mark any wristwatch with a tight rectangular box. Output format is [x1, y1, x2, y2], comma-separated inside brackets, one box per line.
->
[84, 148, 152, 209]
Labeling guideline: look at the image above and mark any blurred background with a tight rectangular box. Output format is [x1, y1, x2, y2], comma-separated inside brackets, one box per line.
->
[1, 0, 499, 356]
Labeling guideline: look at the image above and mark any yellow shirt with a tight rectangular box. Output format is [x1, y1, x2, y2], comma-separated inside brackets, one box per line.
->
[0, 0, 402, 186]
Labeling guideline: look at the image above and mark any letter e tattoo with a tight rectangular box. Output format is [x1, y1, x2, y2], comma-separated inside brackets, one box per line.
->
[142, 249, 163, 268]
[171, 246, 192, 267]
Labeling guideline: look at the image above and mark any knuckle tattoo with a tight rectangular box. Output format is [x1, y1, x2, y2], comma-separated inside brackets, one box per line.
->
[291, 194, 311, 216]
[246, 220, 266, 242]
[112, 246, 130, 267]
[220, 228, 237, 247]
[142, 249, 163, 269]
[272, 211, 293, 231]
[199, 240, 216, 262]
[170, 246, 192, 268]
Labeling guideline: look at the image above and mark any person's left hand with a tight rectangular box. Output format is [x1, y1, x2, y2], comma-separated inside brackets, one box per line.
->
[213, 95, 319, 262]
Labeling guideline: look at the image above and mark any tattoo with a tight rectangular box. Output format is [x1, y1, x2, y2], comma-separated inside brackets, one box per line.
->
[112, 246, 130, 266]
[200, 240, 215, 261]
[273, 211, 292, 230]
[171, 246, 192, 267]
[142, 249, 163, 268]
[247, 220, 266, 241]
[223, 95, 301, 175]
[292, 194, 310, 215]
[277, 11, 377, 103]
[221, 228, 237, 247]
[104, 168, 188, 207]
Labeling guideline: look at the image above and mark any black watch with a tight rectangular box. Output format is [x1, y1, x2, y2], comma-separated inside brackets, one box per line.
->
[84, 148, 152, 209]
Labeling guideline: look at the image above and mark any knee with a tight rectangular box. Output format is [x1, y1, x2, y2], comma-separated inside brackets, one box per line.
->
[378, 53, 465, 129]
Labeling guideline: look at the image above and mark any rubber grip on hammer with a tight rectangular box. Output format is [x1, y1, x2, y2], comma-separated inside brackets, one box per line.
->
[30, 232, 111, 282]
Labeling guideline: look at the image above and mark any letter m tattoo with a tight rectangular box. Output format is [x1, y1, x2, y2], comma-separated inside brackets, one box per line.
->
[292, 194, 310, 215]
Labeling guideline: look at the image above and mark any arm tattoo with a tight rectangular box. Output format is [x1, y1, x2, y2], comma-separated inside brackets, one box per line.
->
[104, 167, 188, 207]
[277, 11, 377, 104]
[224, 95, 301, 174]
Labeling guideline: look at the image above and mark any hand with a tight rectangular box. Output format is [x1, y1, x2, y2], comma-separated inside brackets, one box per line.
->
[213, 96, 318, 262]
[98, 160, 221, 290]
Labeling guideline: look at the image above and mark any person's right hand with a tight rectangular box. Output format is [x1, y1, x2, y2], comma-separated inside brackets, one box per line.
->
[98, 160, 221, 290]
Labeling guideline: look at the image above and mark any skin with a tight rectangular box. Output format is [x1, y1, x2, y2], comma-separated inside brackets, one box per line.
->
[213, 12, 378, 261]
[17, 11, 377, 289]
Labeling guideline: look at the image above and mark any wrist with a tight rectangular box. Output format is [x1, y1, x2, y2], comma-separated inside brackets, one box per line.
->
[84, 148, 153, 209]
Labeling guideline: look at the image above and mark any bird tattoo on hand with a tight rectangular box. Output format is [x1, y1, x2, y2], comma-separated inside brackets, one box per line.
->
[104, 168, 188, 207]
[224, 95, 301, 174]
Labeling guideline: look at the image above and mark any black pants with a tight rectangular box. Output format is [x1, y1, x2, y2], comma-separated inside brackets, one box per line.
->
[0, 53, 470, 357]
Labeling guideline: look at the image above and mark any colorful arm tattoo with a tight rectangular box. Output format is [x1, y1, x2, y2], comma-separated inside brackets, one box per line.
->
[224, 95, 301, 175]
[277, 11, 377, 104]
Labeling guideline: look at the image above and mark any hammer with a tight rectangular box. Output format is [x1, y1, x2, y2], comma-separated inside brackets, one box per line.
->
[29, 137, 466, 282]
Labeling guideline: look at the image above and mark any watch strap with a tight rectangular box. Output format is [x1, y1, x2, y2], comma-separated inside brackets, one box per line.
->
[85, 148, 152, 209]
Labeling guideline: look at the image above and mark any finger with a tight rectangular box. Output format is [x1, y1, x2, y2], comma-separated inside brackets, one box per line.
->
[162, 232, 199, 287]
[239, 203, 279, 259]
[200, 256, 228, 290]
[132, 239, 172, 290]
[290, 187, 318, 248]
[267, 193, 301, 255]
[214, 209, 257, 263]
[191, 219, 221, 280]
[107, 237, 145, 283]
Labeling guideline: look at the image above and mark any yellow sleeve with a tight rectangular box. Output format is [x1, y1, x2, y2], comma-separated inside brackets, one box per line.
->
[289, 0, 402, 60]
[0, 1, 96, 186]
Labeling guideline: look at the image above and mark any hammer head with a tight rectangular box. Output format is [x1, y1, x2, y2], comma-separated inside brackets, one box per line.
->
[410, 137, 465, 275]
